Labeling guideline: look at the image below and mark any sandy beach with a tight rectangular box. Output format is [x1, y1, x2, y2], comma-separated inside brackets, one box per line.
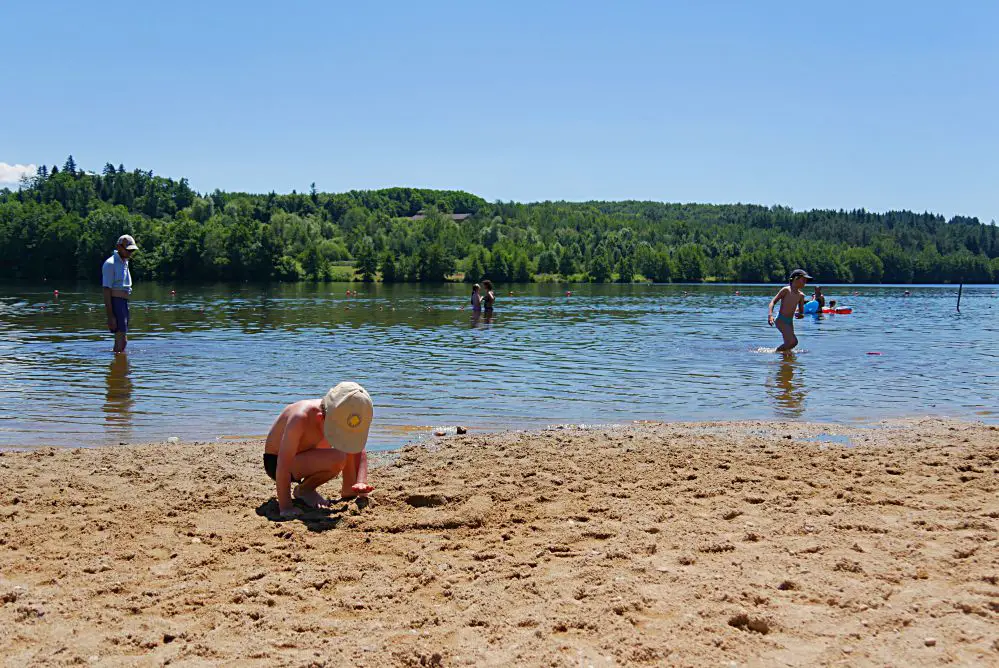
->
[1, 418, 997, 666]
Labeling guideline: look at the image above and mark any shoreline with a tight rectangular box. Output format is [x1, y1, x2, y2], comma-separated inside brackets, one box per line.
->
[4, 410, 999, 454]
[1, 418, 997, 665]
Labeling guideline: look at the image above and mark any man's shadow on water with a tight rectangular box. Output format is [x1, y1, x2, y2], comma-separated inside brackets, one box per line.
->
[254, 497, 370, 533]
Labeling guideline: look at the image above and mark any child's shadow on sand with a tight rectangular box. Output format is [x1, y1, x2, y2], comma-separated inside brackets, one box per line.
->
[254, 497, 369, 533]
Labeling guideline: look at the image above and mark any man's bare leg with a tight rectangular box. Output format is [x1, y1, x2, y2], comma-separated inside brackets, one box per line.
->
[290, 448, 347, 509]
[114, 332, 127, 354]
[340, 452, 374, 498]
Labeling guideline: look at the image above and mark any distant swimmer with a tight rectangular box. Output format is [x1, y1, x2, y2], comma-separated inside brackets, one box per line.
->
[811, 285, 825, 309]
[481, 279, 495, 312]
[767, 269, 810, 352]
[263, 383, 375, 518]
[470, 283, 482, 313]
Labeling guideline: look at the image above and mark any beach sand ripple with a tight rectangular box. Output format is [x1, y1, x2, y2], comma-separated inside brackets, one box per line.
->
[1, 419, 997, 666]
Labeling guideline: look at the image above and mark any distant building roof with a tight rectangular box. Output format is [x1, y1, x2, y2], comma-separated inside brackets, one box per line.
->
[407, 212, 472, 221]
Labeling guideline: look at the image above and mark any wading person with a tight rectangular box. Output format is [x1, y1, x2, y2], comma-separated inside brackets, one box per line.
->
[102, 234, 138, 354]
[767, 269, 810, 352]
[481, 279, 496, 312]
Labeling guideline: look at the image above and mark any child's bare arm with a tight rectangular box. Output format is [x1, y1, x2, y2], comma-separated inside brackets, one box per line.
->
[352, 451, 372, 493]
[768, 287, 787, 324]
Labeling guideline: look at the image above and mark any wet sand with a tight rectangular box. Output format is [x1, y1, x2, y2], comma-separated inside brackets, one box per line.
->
[1, 418, 997, 666]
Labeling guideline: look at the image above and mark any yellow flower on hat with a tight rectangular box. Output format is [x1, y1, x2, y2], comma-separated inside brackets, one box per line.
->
[347, 413, 361, 428]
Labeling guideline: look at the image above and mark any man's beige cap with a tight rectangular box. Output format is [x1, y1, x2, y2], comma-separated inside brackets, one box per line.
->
[321, 382, 373, 454]
[117, 234, 138, 250]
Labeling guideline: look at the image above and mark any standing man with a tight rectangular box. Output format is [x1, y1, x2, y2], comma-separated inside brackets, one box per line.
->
[102, 234, 138, 354]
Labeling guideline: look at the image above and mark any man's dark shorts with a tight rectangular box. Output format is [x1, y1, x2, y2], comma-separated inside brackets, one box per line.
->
[111, 297, 129, 333]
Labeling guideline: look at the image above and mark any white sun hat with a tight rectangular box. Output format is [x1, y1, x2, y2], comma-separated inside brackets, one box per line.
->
[321, 382, 373, 453]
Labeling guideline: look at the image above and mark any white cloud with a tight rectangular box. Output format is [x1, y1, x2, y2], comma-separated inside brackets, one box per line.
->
[0, 162, 37, 184]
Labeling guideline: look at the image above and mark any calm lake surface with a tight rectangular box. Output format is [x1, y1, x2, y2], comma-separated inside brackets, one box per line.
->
[1, 282, 996, 450]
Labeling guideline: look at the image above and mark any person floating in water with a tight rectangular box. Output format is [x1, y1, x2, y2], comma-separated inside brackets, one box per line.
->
[767, 269, 810, 352]
[470, 283, 482, 312]
[263, 382, 375, 518]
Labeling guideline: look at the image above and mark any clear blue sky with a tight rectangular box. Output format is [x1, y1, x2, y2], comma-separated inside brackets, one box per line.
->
[2, 1, 996, 222]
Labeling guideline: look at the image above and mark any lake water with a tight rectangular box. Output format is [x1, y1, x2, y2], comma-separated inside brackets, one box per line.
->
[1, 282, 996, 450]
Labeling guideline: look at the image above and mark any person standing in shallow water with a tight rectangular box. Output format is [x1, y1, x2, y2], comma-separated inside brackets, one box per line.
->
[481, 279, 495, 312]
[810, 285, 825, 309]
[102, 234, 138, 354]
[470, 283, 482, 312]
[767, 269, 810, 352]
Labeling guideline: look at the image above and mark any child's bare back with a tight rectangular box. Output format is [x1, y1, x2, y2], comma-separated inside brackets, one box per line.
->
[265, 399, 325, 456]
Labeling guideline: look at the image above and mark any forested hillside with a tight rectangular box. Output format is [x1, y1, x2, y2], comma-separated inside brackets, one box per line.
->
[2, 156, 996, 284]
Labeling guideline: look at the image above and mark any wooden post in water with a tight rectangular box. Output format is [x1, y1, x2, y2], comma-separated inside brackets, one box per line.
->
[957, 281, 963, 313]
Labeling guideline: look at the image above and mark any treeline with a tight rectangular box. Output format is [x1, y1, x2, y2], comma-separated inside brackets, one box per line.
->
[2, 156, 997, 284]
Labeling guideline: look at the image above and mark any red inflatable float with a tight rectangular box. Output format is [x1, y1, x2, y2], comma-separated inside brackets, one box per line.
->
[821, 308, 853, 314]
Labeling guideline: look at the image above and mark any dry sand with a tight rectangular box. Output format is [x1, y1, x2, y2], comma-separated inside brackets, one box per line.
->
[1, 418, 997, 667]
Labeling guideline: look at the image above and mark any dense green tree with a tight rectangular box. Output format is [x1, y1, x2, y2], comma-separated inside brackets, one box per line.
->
[354, 237, 378, 282]
[300, 246, 328, 281]
[488, 249, 511, 282]
[674, 244, 707, 282]
[876, 242, 915, 283]
[380, 251, 398, 283]
[615, 255, 635, 283]
[650, 251, 674, 283]
[589, 253, 612, 282]
[557, 247, 577, 277]
[464, 246, 487, 283]
[634, 242, 655, 279]
[417, 244, 455, 282]
[274, 255, 304, 281]
[842, 247, 884, 282]
[512, 252, 532, 282]
[536, 248, 558, 274]
[2, 158, 996, 285]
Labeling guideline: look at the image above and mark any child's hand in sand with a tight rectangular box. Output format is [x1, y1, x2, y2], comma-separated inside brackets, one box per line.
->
[351, 482, 374, 496]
